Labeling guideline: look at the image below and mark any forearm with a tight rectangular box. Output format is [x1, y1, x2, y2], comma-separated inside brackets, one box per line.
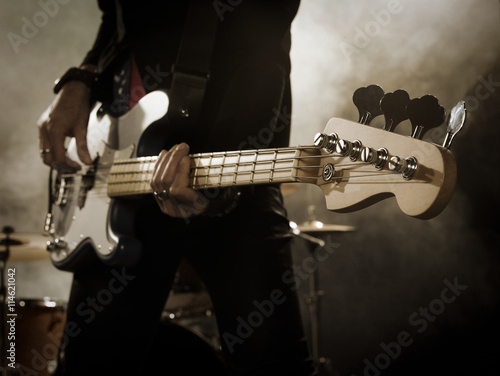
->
[81, 0, 117, 69]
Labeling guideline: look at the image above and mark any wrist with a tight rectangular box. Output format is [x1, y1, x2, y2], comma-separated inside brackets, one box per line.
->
[53, 66, 99, 94]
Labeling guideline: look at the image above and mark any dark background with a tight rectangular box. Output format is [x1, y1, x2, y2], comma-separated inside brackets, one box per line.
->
[1, 1, 499, 375]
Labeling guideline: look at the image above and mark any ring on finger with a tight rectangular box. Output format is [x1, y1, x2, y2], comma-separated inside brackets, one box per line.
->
[154, 189, 170, 201]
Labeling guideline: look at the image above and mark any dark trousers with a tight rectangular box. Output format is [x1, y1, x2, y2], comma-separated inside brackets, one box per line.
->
[58, 185, 317, 375]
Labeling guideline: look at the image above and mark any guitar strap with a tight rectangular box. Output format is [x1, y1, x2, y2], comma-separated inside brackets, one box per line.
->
[167, 0, 219, 126]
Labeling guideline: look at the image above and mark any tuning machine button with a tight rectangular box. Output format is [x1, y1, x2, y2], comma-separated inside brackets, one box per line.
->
[380, 89, 410, 132]
[442, 100, 466, 149]
[406, 95, 446, 139]
[352, 84, 385, 124]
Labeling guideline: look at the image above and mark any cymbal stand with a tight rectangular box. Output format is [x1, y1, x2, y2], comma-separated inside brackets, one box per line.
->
[0, 226, 13, 376]
[292, 229, 328, 373]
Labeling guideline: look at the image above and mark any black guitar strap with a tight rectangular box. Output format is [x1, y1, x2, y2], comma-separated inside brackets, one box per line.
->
[167, 0, 219, 125]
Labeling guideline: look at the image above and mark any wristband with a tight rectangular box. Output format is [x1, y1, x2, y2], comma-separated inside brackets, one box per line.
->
[53, 67, 98, 94]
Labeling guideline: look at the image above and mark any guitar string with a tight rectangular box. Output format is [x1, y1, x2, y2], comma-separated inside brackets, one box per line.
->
[54, 160, 376, 190]
[55, 152, 365, 180]
[51, 173, 401, 200]
[73, 150, 329, 170]
[51, 167, 403, 200]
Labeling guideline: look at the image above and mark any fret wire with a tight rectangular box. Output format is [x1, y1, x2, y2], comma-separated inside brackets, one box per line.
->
[270, 149, 277, 183]
[250, 150, 258, 184]
[205, 152, 213, 188]
[194, 155, 201, 188]
[233, 152, 241, 185]
[219, 151, 226, 187]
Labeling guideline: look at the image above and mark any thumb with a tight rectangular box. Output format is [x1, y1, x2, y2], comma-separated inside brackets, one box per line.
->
[73, 118, 93, 165]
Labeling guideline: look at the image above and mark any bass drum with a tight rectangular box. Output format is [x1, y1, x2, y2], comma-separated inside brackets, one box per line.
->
[146, 317, 228, 374]
[5, 297, 66, 376]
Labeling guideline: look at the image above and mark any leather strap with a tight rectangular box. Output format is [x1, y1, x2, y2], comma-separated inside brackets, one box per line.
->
[167, 0, 219, 125]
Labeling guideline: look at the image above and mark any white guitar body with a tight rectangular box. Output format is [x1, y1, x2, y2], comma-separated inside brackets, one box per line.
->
[46, 91, 169, 270]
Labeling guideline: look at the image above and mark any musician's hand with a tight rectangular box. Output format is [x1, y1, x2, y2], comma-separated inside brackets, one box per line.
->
[151, 143, 207, 218]
[38, 80, 93, 172]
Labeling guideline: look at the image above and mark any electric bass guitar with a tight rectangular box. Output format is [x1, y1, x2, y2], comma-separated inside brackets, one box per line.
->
[43, 89, 459, 272]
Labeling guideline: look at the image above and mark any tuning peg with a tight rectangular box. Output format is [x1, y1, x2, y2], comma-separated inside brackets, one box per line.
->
[380, 89, 410, 132]
[442, 100, 466, 149]
[352, 84, 385, 124]
[406, 95, 446, 139]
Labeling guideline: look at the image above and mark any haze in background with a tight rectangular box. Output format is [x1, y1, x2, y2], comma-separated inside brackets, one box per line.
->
[0, 1, 499, 374]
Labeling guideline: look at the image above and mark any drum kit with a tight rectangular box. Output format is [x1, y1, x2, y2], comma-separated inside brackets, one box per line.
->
[1, 227, 66, 376]
[0, 186, 355, 375]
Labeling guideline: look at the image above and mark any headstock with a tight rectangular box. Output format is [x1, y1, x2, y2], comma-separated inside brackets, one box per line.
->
[300, 85, 466, 219]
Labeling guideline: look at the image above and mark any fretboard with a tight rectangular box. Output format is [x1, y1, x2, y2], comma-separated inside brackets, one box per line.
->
[107, 146, 321, 197]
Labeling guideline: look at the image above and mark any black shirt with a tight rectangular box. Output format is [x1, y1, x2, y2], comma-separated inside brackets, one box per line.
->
[83, 0, 300, 152]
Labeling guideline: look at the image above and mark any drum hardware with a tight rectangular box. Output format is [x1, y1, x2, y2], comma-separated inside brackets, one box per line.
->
[0, 231, 51, 263]
[162, 258, 221, 351]
[1, 226, 13, 376]
[290, 214, 356, 375]
[5, 298, 67, 376]
[1, 226, 67, 376]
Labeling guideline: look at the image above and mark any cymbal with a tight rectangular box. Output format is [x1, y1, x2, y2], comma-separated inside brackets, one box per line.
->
[280, 183, 300, 196]
[297, 220, 356, 234]
[0, 233, 50, 262]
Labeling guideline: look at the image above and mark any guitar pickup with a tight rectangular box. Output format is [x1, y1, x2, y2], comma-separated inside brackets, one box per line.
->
[78, 156, 99, 209]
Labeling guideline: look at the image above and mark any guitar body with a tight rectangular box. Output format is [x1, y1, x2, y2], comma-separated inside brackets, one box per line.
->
[47, 91, 170, 271]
